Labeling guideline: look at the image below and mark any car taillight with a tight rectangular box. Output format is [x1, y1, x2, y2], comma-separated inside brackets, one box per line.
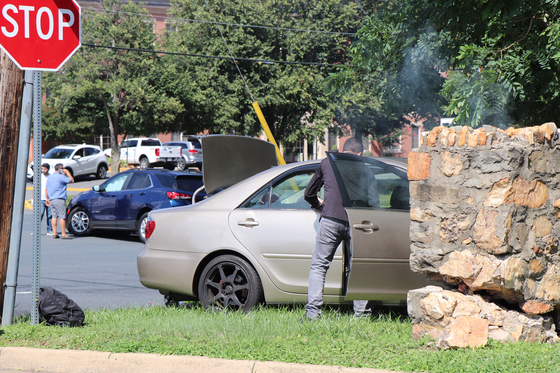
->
[155, 148, 160, 156]
[145, 220, 156, 240]
[188, 149, 198, 154]
[166, 191, 192, 200]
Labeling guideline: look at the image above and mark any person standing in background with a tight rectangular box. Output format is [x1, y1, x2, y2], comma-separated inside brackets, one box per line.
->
[45, 163, 74, 239]
[40, 163, 54, 236]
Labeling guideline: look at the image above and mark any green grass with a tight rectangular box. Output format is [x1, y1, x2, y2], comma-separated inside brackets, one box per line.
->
[1, 304, 560, 373]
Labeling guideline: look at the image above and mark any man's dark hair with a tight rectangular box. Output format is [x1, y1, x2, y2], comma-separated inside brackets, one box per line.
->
[54, 163, 64, 171]
[343, 138, 363, 154]
[42, 163, 50, 170]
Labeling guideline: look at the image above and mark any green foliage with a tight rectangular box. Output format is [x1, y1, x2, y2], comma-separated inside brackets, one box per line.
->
[42, 0, 184, 152]
[160, 0, 371, 148]
[343, 0, 560, 129]
[3, 305, 560, 372]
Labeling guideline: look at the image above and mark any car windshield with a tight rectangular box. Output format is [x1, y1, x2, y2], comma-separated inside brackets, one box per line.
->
[44, 147, 74, 159]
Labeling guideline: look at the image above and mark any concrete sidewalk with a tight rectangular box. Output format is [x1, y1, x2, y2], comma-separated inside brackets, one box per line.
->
[0, 347, 405, 373]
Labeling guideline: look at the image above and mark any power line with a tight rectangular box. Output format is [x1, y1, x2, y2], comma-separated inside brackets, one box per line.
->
[82, 8, 358, 37]
[81, 43, 347, 67]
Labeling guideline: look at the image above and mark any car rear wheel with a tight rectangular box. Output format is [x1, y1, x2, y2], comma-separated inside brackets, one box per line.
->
[96, 164, 107, 179]
[138, 212, 150, 243]
[139, 157, 149, 169]
[68, 207, 92, 236]
[176, 157, 187, 171]
[198, 255, 263, 312]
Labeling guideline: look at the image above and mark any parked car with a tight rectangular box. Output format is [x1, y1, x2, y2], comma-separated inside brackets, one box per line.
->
[66, 168, 206, 243]
[27, 144, 109, 180]
[118, 138, 182, 169]
[163, 137, 203, 171]
[137, 149, 428, 311]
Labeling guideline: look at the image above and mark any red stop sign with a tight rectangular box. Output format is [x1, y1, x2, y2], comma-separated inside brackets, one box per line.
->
[0, 0, 81, 71]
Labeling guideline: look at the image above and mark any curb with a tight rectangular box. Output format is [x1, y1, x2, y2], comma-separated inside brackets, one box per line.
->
[0, 347, 403, 373]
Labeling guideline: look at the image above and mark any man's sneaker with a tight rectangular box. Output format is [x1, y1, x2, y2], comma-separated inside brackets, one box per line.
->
[46, 231, 55, 236]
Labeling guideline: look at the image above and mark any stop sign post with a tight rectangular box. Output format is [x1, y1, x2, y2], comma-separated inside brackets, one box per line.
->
[0, 0, 81, 71]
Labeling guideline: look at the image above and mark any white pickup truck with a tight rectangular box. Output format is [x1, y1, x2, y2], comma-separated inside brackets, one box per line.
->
[119, 138, 182, 169]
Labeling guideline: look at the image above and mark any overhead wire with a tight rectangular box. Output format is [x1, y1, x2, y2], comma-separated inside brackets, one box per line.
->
[82, 7, 358, 36]
[81, 43, 345, 67]
[80, 3, 357, 69]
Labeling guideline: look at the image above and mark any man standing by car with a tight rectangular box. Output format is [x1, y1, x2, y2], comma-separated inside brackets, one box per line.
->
[45, 163, 74, 239]
[40, 163, 54, 236]
[303, 138, 377, 320]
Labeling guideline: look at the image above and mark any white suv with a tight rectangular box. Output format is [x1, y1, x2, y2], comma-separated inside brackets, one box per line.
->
[27, 144, 109, 179]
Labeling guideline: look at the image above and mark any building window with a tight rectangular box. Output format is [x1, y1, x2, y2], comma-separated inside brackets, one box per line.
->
[412, 128, 419, 149]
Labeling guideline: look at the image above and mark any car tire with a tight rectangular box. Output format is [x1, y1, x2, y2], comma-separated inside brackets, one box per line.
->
[66, 168, 74, 178]
[96, 164, 108, 179]
[198, 255, 264, 312]
[137, 212, 150, 243]
[176, 157, 187, 171]
[68, 207, 92, 236]
[139, 157, 149, 169]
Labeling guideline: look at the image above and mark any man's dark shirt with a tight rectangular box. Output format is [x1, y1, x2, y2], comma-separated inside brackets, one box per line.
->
[304, 158, 348, 222]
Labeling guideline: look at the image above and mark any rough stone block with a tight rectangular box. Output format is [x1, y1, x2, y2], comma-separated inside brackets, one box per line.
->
[408, 152, 431, 180]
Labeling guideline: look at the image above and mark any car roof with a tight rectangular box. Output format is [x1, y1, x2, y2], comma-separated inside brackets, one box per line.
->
[51, 144, 100, 149]
[121, 168, 202, 176]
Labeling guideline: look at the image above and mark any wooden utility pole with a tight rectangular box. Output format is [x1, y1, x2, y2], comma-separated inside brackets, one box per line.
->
[0, 51, 25, 321]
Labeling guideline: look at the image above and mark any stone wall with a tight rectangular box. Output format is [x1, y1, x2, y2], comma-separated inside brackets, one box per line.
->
[407, 123, 560, 347]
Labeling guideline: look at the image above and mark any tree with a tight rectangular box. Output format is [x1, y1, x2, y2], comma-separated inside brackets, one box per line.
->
[339, 0, 560, 129]
[158, 0, 374, 150]
[43, 0, 184, 173]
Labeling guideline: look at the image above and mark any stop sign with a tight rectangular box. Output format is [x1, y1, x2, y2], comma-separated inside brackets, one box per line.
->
[0, 0, 81, 71]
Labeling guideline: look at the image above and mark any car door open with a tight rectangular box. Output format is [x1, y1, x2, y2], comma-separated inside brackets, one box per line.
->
[326, 153, 428, 301]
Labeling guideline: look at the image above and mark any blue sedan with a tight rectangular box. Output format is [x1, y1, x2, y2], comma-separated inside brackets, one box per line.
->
[66, 169, 205, 242]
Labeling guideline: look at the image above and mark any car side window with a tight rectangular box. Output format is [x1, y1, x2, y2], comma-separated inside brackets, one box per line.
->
[125, 173, 151, 190]
[154, 173, 173, 188]
[129, 140, 138, 147]
[241, 171, 323, 210]
[378, 171, 410, 210]
[103, 173, 129, 192]
[73, 148, 85, 158]
[84, 147, 98, 156]
[243, 186, 272, 209]
[269, 172, 316, 209]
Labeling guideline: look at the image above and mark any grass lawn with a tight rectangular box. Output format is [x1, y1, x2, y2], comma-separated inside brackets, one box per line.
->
[1, 304, 559, 373]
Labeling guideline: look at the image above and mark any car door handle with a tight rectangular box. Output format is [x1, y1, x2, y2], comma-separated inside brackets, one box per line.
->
[353, 222, 379, 231]
[139, 192, 146, 195]
[238, 219, 259, 227]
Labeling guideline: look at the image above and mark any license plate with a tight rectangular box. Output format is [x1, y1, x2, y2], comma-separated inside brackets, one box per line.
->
[167, 158, 173, 161]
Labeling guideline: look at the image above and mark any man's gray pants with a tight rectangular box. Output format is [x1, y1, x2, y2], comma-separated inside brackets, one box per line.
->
[305, 217, 369, 319]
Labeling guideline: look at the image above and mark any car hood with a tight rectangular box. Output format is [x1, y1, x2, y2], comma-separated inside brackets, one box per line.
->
[200, 135, 278, 194]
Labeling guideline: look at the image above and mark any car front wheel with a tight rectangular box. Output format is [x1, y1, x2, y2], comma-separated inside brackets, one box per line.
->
[198, 255, 263, 312]
[138, 212, 150, 243]
[68, 207, 92, 236]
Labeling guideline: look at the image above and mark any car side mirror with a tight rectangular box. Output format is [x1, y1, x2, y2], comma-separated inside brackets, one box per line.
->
[93, 185, 102, 192]
[73, 155, 82, 160]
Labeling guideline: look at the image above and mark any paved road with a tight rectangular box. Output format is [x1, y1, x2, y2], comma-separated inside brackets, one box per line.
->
[10, 174, 164, 318]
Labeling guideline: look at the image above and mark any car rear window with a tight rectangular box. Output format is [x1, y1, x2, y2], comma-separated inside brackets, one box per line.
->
[188, 139, 202, 150]
[141, 140, 161, 146]
[175, 176, 204, 191]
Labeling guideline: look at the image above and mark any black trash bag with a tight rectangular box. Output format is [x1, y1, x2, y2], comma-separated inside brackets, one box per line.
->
[38, 287, 85, 327]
